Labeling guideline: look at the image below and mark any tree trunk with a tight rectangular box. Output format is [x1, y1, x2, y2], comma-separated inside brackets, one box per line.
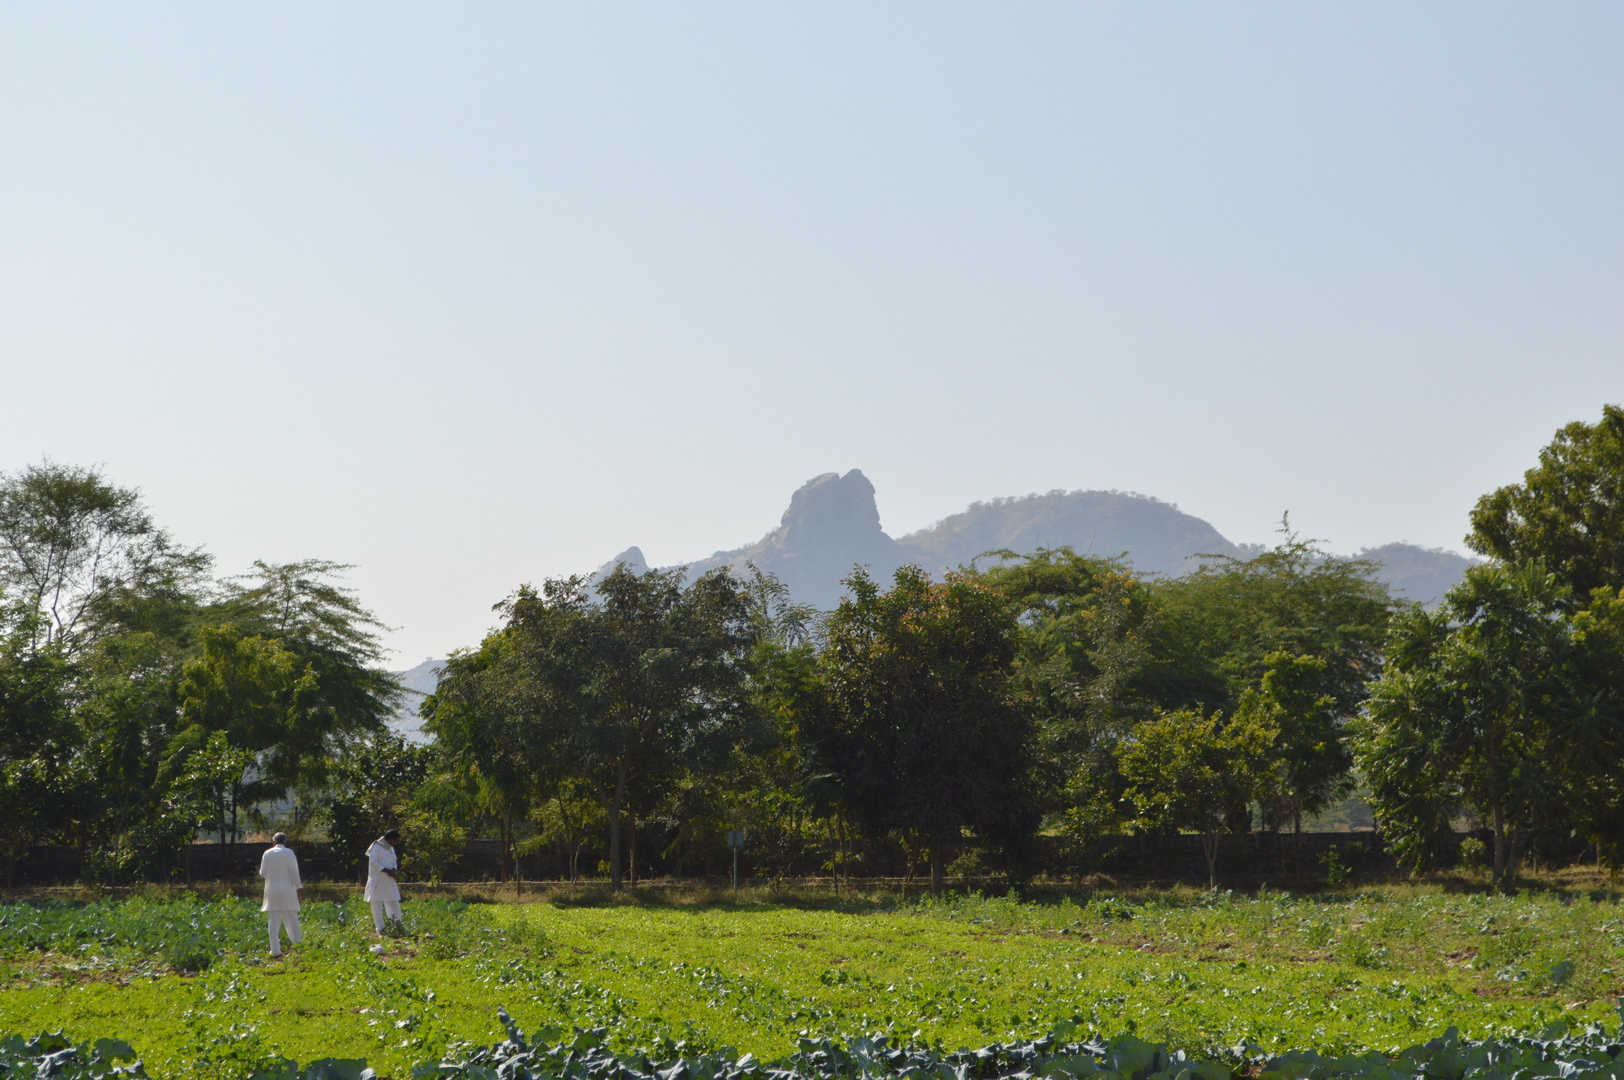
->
[498, 812, 513, 883]
[608, 764, 627, 890]
[227, 794, 239, 875]
[1492, 803, 1512, 892]
[629, 817, 638, 886]
[834, 818, 847, 896]
[929, 843, 944, 894]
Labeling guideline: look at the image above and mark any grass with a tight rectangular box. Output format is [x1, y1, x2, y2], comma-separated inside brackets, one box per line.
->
[0, 884, 1620, 1079]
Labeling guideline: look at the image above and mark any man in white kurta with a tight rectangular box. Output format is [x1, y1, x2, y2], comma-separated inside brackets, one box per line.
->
[364, 829, 402, 934]
[258, 833, 303, 957]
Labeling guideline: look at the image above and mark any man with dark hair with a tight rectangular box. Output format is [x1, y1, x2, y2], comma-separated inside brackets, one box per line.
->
[258, 832, 303, 957]
[364, 828, 403, 934]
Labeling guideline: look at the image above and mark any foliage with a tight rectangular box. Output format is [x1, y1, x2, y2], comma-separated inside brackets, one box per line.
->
[1468, 403, 1624, 600]
[0, 607, 75, 882]
[220, 559, 401, 780]
[1148, 526, 1394, 721]
[1233, 651, 1347, 833]
[1117, 706, 1275, 888]
[19, 1013, 1624, 1080]
[422, 631, 540, 881]
[172, 625, 316, 845]
[326, 730, 435, 862]
[1356, 563, 1573, 889]
[1562, 585, 1624, 858]
[815, 566, 1037, 889]
[0, 462, 205, 657]
[971, 550, 1161, 866]
[521, 783, 607, 883]
[491, 566, 763, 888]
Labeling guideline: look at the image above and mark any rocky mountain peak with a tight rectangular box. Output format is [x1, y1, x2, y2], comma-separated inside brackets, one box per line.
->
[778, 469, 883, 546]
[599, 546, 649, 575]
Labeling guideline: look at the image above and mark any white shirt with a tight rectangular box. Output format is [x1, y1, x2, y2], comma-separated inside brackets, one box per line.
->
[258, 844, 302, 912]
[364, 838, 400, 902]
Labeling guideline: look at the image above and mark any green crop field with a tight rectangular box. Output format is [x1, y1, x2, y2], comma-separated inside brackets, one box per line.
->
[1, 886, 1622, 1079]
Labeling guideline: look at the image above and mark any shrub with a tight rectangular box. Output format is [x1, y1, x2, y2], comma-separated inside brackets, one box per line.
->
[1459, 836, 1488, 870]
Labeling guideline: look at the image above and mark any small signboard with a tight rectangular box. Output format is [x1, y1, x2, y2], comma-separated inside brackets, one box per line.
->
[727, 829, 746, 849]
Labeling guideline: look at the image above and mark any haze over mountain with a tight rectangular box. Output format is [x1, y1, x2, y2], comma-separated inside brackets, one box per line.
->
[391, 469, 1474, 741]
[597, 468, 1473, 609]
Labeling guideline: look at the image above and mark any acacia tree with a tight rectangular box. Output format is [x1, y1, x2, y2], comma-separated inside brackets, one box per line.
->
[1356, 562, 1572, 890]
[222, 560, 400, 778]
[814, 565, 1035, 891]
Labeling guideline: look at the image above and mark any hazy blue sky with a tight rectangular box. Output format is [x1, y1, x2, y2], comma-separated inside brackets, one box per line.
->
[4, 3, 1619, 665]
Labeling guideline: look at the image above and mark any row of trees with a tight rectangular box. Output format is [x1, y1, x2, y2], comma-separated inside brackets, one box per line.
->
[403, 523, 1399, 891]
[0, 463, 400, 884]
[5, 405, 1621, 892]
[407, 405, 1624, 893]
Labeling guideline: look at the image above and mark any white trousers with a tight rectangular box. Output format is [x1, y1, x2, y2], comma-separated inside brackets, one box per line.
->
[267, 909, 302, 955]
[370, 897, 402, 933]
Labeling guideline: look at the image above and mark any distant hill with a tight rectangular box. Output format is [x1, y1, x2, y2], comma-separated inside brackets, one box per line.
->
[1355, 542, 1477, 606]
[596, 468, 1472, 609]
[894, 488, 1243, 579]
[386, 657, 443, 744]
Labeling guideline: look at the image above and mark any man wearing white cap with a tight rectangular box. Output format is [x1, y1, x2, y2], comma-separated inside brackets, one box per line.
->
[258, 832, 303, 958]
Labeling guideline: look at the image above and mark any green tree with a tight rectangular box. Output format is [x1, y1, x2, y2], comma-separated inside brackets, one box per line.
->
[972, 548, 1166, 867]
[169, 729, 258, 853]
[1152, 526, 1394, 716]
[1117, 705, 1275, 889]
[1468, 403, 1624, 600]
[1233, 650, 1346, 834]
[1567, 587, 1624, 856]
[522, 780, 606, 883]
[1356, 563, 1572, 890]
[1458, 405, 1624, 864]
[421, 633, 539, 881]
[488, 566, 761, 889]
[0, 462, 203, 657]
[585, 566, 759, 888]
[815, 565, 1035, 891]
[221, 560, 400, 785]
[1150, 527, 1393, 833]
[172, 625, 317, 849]
[325, 729, 434, 865]
[73, 629, 199, 879]
[0, 605, 75, 884]
[712, 566, 837, 881]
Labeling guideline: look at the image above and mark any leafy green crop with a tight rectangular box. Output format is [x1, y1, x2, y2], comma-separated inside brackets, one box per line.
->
[15, 1009, 1624, 1080]
[2, 888, 1620, 1079]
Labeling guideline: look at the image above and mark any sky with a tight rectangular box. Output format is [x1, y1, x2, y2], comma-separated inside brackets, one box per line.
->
[3, 3, 1619, 666]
